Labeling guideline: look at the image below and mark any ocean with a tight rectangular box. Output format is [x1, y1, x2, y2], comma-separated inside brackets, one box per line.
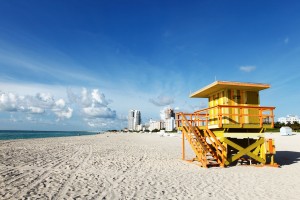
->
[0, 130, 99, 140]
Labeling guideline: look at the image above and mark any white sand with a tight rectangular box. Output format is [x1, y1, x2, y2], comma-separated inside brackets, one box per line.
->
[1, 132, 300, 199]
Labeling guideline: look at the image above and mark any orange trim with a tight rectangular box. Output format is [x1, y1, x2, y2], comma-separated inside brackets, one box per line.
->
[177, 105, 275, 129]
[190, 81, 270, 98]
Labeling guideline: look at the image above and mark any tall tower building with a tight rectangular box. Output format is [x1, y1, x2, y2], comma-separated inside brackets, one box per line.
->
[128, 110, 141, 131]
[165, 108, 175, 120]
[165, 108, 176, 131]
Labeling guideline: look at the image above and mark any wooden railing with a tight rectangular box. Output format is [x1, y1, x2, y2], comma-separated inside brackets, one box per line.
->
[180, 114, 209, 167]
[178, 112, 227, 167]
[176, 105, 275, 129]
[203, 128, 226, 166]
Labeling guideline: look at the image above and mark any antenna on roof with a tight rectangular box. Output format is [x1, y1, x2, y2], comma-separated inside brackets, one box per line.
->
[215, 76, 217, 81]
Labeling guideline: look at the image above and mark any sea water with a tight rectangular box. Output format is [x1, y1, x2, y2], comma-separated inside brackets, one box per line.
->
[0, 130, 98, 140]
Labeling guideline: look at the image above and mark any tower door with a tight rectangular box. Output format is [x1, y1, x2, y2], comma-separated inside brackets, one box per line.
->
[246, 91, 259, 104]
[226, 89, 241, 124]
[246, 91, 259, 124]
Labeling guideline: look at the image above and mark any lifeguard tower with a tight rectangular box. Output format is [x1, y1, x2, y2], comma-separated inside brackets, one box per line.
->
[176, 81, 277, 167]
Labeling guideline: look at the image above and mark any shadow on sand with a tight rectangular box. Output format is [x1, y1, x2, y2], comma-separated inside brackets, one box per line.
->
[276, 151, 300, 166]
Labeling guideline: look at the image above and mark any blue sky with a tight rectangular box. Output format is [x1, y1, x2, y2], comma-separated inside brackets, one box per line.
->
[1, 0, 300, 131]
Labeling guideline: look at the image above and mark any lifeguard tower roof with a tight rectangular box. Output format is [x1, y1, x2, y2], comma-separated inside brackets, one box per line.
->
[190, 81, 270, 98]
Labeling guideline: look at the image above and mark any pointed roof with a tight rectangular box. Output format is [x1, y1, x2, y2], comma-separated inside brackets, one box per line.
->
[190, 81, 270, 98]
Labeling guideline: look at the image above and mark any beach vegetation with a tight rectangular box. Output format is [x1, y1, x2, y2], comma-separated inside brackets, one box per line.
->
[290, 121, 300, 132]
[107, 129, 118, 132]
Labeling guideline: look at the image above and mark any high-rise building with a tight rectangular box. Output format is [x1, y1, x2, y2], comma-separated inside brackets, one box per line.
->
[165, 108, 175, 120]
[165, 117, 176, 131]
[128, 110, 141, 131]
[164, 108, 176, 131]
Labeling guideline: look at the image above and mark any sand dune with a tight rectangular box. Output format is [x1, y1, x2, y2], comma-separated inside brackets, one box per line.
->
[1, 132, 300, 199]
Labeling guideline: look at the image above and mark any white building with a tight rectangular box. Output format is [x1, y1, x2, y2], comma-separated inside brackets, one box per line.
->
[128, 110, 141, 131]
[165, 117, 176, 131]
[278, 115, 300, 124]
[149, 119, 165, 131]
[164, 108, 176, 131]
[136, 124, 143, 131]
[148, 108, 176, 132]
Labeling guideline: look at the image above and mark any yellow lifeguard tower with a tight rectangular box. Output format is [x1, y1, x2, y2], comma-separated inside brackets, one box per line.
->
[176, 81, 277, 167]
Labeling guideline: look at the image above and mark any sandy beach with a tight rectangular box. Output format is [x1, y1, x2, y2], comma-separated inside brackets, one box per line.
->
[1, 132, 300, 200]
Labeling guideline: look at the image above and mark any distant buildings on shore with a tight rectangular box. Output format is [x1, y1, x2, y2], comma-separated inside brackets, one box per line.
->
[127, 111, 300, 131]
[278, 115, 300, 124]
[127, 108, 176, 132]
[128, 110, 141, 131]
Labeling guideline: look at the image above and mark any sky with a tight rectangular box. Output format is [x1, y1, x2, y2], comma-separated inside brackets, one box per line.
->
[1, 0, 300, 131]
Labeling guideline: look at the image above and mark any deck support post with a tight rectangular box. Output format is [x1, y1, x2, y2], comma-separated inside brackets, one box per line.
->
[182, 131, 185, 160]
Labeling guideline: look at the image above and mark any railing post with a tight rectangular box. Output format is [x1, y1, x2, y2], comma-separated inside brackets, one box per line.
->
[240, 107, 243, 127]
[206, 111, 208, 128]
[182, 130, 185, 160]
[259, 108, 263, 127]
[271, 109, 274, 128]
[218, 106, 222, 128]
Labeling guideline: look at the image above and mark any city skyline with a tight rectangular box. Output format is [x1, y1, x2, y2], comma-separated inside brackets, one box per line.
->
[1, 1, 300, 130]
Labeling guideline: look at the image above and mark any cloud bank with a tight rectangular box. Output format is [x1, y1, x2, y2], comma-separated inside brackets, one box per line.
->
[149, 95, 174, 106]
[0, 91, 73, 119]
[0, 87, 120, 128]
[81, 88, 116, 119]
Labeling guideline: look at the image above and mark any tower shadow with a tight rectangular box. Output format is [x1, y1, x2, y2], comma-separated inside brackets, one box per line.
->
[275, 151, 300, 166]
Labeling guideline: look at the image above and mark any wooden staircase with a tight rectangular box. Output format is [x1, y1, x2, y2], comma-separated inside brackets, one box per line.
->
[180, 114, 226, 168]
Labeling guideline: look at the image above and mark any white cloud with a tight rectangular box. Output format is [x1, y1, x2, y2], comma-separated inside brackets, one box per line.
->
[52, 99, 73, 120]
[0, 84, 120, 129]
[37, 92, 54, 103]
[81, 88, 111, 107]
[55, 98, 66, 109]
[80, 88, 116, 119]
[0, 90, 72, 119]
[83, 107, 116, 118]
[81, 88, 89, 106]
[284, 37, 289, 44]
[53, 107, 73, 119]
[149, 95, 174, 106]
[87, 121, 97, 127]
[0, 92, 18, 111]
[28, 106, 45, 114]
[76, 88, 118, 127]
[91, 89, 109, 106]
[239, 66, 256, 72]
[67, 88, 79, 103]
